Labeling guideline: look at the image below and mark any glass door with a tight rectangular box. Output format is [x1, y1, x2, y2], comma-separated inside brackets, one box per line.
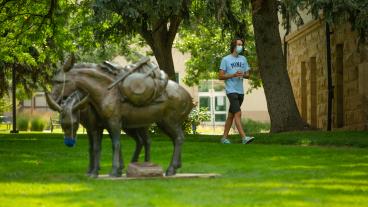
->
[213, 94, 227, 124]
[198, 80, 228, 125]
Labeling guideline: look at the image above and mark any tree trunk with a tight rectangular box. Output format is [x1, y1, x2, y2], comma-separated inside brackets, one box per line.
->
[151, 40, 176, 81]
[139, 16, 182, 81]
[251, 0, 308, 132]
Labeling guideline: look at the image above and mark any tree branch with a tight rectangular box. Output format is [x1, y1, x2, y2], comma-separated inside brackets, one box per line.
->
[0, 0, 16, 10]
[140, 19, 154, 48]
[167, 15, 182, 45]
[35, 0, 56, 33]
[0, 12, 44, 24]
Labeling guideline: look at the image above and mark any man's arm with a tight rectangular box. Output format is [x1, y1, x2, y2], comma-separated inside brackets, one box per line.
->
[219, 70, 234, 80]
[219, 70, 243, 80]
[243, 71, 250, 79]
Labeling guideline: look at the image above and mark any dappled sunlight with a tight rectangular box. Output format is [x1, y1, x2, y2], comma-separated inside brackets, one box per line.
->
[269, 156, 288, 161]
[223, 180, 368, 191]
[0, 182, 90, 196]
[221, 179, 368, 206]
[22, 159, 41, 165]
[287, 165, 326, 170]
[339, 163, 368, 167]
[338, 171, 368, 178]
[304, 178, 368, 186]
[0, 138, 39, 141]
[0, 182, 92, 207]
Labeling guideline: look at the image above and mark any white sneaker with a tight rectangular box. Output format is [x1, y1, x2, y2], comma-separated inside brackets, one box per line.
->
[221, 138, 231, 144]
[242, 136, 255, 144]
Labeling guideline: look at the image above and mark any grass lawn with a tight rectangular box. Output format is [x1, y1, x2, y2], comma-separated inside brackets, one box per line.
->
[0, 131, 367, 207]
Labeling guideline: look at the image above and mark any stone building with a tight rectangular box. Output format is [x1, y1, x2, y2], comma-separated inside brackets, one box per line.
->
[282, 17, 368, 130]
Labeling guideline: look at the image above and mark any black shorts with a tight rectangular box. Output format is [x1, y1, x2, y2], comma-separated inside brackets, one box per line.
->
[227, 93, 244, 114]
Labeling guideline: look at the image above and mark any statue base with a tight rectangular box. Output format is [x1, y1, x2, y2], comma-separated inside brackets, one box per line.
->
[126, 162, 164, 178]
[97, 173, 220, 180]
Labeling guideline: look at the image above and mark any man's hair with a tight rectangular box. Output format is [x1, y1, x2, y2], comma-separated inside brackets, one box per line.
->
[230, 38, 244, 53]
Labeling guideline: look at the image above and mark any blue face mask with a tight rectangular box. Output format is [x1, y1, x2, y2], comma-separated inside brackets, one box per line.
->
[236, 45, 243, 54]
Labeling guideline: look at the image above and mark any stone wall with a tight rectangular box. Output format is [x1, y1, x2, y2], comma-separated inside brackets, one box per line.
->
[285, 20, 368, 130]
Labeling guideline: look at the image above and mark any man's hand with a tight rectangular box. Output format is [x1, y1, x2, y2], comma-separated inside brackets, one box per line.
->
[219, 70, 237, 80]
[219, 70, 248, 80]
[235, 71, 244, 77]
[243, 71, 250, 79]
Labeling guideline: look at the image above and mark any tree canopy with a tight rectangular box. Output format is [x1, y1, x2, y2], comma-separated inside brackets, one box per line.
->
[281, 0, 368, 40]
[1, 0, 367, 132]
[0, 0, 130, 98]
[92, 0, 191, 80]
[175, 16, 261, 91]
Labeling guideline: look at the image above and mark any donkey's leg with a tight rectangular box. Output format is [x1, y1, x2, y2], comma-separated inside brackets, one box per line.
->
[107, 122, 123, 177]
[86, 130, 94, 175]
[124, 128, 143, 163]
[138, 127, 151, 162]
[89, 128, 103, 178]
[157, 122, 184, 176]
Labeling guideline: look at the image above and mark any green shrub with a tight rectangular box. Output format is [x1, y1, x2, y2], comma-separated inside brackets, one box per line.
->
[148, 124, 161, 135]
[182, 107, 211, 134]
[17, 116, 30, 131]
[149, 107, 211, 135]
[30, 117, 46, 131]
[242, 119, 270, 134]
[0, 95, 12, 114]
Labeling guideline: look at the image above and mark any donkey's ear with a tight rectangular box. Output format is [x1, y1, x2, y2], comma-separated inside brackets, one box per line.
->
[45, 92, 62, 112]
[72, 94, 89, 112]
[63, 53, 76, 72]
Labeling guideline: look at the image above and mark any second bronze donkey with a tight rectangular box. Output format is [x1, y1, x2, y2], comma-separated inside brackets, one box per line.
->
[47, 90, 151, 177]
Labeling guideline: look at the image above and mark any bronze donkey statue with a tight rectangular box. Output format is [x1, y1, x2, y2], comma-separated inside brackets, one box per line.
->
[46, 90, 151, 177]
[46, 59, 193, 176]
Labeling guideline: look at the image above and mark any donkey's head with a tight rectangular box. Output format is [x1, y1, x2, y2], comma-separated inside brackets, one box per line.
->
[50, 55, 78, 103]
[46, 91, 89, 147]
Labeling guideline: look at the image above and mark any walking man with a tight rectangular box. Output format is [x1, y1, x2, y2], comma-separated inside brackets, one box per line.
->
[219, 38, 254, 144]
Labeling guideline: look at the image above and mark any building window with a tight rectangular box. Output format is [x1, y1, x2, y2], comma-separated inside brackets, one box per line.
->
[198, 80, 227, 125]
[300, 61, 308, 121]
[335, 44, 344, 128]
[310, 57, 317, 127]
[199, 96, 211, 111]
[199, 80, 210, 92]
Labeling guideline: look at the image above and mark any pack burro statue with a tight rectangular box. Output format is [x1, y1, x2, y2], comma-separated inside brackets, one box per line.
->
[46, 56, 193, 177]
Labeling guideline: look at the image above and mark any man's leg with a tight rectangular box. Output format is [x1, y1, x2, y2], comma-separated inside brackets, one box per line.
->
[222, 93, 241, 143]
[222, 112, 234, 138]
[233, 111, 245, 138]
[235, 94, 255, 144]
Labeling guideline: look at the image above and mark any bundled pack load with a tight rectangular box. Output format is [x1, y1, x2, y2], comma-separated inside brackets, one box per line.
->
[104, 57, 168, 106]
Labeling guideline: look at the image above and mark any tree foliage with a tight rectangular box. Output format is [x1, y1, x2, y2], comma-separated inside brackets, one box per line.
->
[175, 0, 261, 90]
[92, 0, 191, 79]
[1, 0, 61, 97]
[0, 0, 131, 98]
[0, 95, 11, 115]
[281, 0, 368, 40]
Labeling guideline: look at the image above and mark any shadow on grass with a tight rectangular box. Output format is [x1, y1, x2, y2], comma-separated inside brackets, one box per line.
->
[1, 130, 368, 147]
[0, 133, 367, 206]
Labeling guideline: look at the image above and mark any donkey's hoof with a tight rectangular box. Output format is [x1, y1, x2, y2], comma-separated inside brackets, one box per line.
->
[109, 173, 122, 177]
[165, 167, 176, 176]
[109, 170, 122, 177]
[87, 170, 99, 178]
[87, 172, 99, 178]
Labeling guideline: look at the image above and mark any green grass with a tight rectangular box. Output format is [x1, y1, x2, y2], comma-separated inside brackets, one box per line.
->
[242, 118, 270, 133]
[0, 131, 367, 206]
[185, 130, 368, 148]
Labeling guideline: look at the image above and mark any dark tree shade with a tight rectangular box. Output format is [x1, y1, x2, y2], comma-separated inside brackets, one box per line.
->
[93, 0, 191, 80]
